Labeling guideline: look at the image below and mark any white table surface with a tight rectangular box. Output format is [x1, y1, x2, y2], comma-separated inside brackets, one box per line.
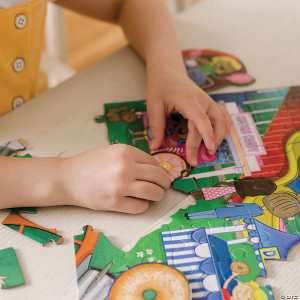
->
[1, 0, 300, 299]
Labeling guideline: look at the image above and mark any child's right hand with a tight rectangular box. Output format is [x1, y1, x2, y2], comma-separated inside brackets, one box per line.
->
[61, 144, 173, 213]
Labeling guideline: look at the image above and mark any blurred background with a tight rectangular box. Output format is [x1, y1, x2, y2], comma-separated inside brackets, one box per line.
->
[38, 0, 202, 94]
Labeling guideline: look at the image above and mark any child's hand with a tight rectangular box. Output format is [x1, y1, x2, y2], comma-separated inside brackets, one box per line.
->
[62, 144, 173, 213]
[147, 66, 231, 167]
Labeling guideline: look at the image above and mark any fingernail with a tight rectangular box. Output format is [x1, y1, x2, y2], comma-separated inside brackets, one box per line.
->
[192, 155, 198, 167]
[225, 133, 229, 140]
[208, 149, 216, 156]
[210, 142, 216, 152]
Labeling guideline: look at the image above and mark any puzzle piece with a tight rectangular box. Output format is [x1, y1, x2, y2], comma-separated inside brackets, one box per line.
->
[183, 49, 255, 92]
[1, 207, 63, 246]
[74, 225, 125, 300]
[243, 218, 300, 260]
[0, 139, 26, 157]
[0, 247, 24, 288]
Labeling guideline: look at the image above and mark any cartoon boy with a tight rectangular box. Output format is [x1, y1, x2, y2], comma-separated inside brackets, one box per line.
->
[222, 261, 254, 300]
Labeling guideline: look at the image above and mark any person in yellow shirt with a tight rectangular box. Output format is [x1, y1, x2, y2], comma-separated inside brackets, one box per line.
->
[0, 0, 231, 213]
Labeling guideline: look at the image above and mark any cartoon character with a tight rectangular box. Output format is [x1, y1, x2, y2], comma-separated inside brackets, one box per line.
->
[164, 115, 188, 148]
[106, 104, 142, 124]
[129, 114, 189, 147]
[222, 261, 254, 300]
[184, 202, 264, 221]
[183, 49, 255, 92]
[192, 177, 277, 204]
[262, 193, 300, 221]
[128, 128, 151, 146]
[197, 55, 243, 76]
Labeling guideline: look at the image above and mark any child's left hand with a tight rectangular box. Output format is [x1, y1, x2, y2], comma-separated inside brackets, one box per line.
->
[147, 66, 232, 167]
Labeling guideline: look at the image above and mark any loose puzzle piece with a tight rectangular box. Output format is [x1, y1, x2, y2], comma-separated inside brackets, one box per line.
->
[74, 225, 124, 300]
[0, 139, 26, 157]
[0, 247, 24, 289]
[183, 49, 255, 92]
[89, 85, 300, 299]
[1, 208, 63, 246]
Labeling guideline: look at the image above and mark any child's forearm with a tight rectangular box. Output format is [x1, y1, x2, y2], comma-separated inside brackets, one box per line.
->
[0, 156, 67, 209]
[55, 0, 185, 74]
[118, 0, 186, 74]
[0, 146, 173, 212]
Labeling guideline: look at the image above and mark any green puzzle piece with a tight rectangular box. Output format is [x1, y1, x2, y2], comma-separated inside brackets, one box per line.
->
[0, 247, 24, 288]
[95, 100, 149, 153]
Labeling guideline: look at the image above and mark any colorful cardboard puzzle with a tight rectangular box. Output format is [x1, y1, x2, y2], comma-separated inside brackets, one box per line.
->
[183, 49, 255, 92]
[89, 85, 300, 299]
[0, 247, 24, 289]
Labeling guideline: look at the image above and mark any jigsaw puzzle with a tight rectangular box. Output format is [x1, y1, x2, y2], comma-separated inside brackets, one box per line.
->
[0, 149, 64, 246]
[88, 85, 300, 299]
[0, 247, 24, 289]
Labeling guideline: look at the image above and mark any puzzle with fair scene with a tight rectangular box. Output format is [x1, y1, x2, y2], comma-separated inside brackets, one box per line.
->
[0, 48, 256, 293]
[84, 85, 300, 300]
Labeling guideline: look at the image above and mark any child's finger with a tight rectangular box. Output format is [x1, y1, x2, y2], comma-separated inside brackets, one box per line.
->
[113, 197, 150, 214]
[218, 104, 232, 139]
[210, 112, 226, 156]
[186, 120, 202, 167]
[132, 147, 174, 181]
[147, 100, 166, 151]
[180, 101, 215, 153]
[136, 164, 172, 191]
[128, 181, 165, 201]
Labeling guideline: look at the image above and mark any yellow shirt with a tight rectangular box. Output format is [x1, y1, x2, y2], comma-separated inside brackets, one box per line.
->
[0, 0, 48, 116]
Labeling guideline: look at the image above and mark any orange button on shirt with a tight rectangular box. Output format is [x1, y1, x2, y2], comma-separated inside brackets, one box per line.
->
[0, 0, 48, 117]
